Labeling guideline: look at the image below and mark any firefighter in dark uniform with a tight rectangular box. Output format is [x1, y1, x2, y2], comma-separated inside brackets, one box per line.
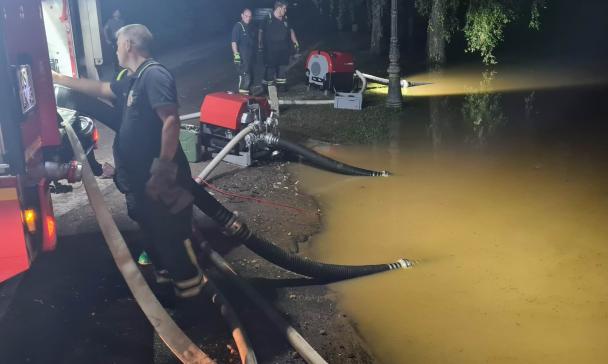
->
[52, 24, 203, 298]
[231, 8, 256, 95]
[259, 1, 300, 92]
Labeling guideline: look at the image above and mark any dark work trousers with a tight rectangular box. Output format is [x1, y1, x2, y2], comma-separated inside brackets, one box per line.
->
[237, 52, 255, 95]
[263, 64, 288, 87]
[263, 47, 290, 90]
[133, 191, 198, 282]
[116, 168, 198, 282]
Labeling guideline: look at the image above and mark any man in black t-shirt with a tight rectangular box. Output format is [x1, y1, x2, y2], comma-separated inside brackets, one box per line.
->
[52, 24, 203, 298]
[259, 1, 300, 92]
[231, 8, 256, 95]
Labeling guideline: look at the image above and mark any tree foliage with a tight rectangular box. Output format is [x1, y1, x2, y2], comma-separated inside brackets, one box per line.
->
[415, 0, 548, 65]
[463, 1, 513, 65]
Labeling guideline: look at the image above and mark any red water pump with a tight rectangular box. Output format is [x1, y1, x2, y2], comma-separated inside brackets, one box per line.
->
[305, 50, 355, 92]
[199, 92, 274, 166]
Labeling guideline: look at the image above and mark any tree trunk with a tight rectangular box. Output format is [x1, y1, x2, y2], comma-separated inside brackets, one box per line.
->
[330, 0, 337, 17]
[349, 1, 358, 32]
[370, 0, 387, 54]
[406, 0, 415, 54]
[312, 0, 323, 15]
[427, 0, 446, 68]
[336, 0, 346, 31]
[366, 0, 372, 29]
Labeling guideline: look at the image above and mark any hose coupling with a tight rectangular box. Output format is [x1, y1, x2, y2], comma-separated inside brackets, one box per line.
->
[376, 170, 391, 177]
[262, 133, 280, 146]
[44, 161, 83, 183]
[388, 259, 414, 270]
[224, 213, 251, 239]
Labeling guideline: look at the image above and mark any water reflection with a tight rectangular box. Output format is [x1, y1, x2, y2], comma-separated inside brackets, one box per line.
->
[462, 70, 507, 147]
[428, 67, 451, 149]
[291, 79, 608, 363]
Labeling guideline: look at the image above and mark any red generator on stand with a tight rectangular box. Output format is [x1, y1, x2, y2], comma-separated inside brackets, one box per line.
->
[305, 50, 355, 92]
[199, 92, 273, 167]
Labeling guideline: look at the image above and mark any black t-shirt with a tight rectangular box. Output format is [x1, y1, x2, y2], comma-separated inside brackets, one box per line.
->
[231, 21, 256, 55]
[262, 15, 291, 52]
[110, 59, 190, 191]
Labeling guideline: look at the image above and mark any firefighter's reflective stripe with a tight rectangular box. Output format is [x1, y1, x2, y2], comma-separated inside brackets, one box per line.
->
[276, 78, 287, 84]
[0, 187, 30, 283]
[116, 68, 128, 81]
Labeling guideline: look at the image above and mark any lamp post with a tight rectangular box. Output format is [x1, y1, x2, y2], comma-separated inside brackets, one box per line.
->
[386, 0, 402, 108]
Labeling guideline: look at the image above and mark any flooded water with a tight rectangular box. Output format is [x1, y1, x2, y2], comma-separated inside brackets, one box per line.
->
[290, 66, 608, 363]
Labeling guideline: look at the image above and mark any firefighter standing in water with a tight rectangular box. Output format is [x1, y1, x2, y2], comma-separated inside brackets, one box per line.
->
[52, 24, 203, 298]
[231, 8, 256, 95]
[259, 1, 300, 92]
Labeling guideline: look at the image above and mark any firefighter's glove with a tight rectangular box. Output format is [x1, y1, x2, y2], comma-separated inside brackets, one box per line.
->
[233, 52, 241, 65]
[146, 158, 194, 214]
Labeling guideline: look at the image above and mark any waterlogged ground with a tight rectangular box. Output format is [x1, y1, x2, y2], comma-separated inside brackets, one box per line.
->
[290, 66, 608, 363]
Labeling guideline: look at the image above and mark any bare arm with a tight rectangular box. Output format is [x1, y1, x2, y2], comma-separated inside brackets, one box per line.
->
[231, 41, 239, 54]
[290, 29, 299, 46]
[52, 71, 115, 100]
[156, 104, 181, 161]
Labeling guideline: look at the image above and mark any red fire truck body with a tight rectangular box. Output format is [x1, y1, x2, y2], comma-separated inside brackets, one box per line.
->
[0, 0, 104, 283]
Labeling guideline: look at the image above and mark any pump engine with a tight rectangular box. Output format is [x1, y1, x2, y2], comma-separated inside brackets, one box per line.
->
[199, 92, 276, 167]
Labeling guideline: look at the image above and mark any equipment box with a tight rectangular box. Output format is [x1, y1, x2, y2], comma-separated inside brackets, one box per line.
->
[179, 125, 202, 163]
[334, 92, 362, 110]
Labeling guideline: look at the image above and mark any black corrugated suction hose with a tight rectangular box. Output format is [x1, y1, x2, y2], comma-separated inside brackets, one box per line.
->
[188, 179, 411, 282]
[274, 138, 390, 177]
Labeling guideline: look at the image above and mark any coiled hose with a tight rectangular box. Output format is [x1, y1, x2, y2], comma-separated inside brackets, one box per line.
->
[271, 137, 390, 177]
[188, 179, 411, 282]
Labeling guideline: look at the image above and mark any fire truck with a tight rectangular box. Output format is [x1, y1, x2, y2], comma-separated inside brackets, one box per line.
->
[0, 0, 105, 285]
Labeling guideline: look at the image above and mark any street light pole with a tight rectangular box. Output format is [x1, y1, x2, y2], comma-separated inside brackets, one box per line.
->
[386, 0, 402, 108]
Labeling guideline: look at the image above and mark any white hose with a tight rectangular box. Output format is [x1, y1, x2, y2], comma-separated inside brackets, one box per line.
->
[63, 118, 215, 364]
[179, 111, 201, 122]
[195, 123, 257, 182]
[358, 71, 408, 88]
[278, 99, 334, 105]
[200, 242, 329, 364]
[354, 70, 368, 94]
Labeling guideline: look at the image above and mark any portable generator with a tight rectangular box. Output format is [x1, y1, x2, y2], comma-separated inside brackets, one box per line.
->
[305, 50, 355, 92]
[199, 92, 275, 167]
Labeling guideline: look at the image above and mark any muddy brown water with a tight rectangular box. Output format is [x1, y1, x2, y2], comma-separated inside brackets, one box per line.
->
[290, 65, 608, 363]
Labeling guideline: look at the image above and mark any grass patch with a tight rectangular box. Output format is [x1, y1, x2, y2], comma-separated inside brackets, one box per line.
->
[279, 93, 406, 145]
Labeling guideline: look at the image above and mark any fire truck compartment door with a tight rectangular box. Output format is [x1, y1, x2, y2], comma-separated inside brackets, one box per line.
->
[77, 0, 103, 80]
